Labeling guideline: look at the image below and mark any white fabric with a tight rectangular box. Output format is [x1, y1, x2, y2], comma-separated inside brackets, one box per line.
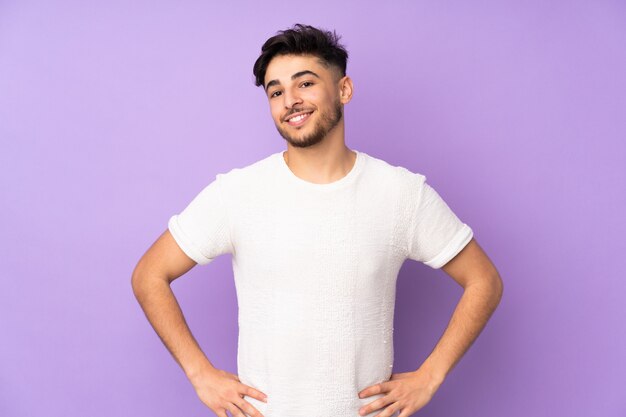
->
[168, 150, 473, 417]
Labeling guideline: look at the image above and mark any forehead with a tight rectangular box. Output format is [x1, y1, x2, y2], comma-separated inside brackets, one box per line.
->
[264, 54, 330, 85]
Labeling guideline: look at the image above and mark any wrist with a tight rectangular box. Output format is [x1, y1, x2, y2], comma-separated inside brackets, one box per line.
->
[186, 361, 217, 387]
[416, 362, 446, 389]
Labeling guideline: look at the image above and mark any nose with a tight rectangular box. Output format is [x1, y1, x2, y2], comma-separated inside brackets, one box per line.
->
[283, 88, 303, 109]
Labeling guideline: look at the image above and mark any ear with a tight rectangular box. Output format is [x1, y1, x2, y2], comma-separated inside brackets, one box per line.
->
[338, 75, 354, 104]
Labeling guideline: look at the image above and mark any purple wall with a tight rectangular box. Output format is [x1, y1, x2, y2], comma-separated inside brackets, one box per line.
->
[1, 1, 624, 416]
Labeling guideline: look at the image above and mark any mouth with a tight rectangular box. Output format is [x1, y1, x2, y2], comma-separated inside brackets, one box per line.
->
[284, 111, 314, 127]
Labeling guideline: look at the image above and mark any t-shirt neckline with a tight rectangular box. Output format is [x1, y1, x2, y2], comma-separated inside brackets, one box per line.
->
[276, 149, 365, 191]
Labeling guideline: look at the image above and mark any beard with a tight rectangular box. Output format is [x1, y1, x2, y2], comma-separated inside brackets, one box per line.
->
[274, 97, 343, 148]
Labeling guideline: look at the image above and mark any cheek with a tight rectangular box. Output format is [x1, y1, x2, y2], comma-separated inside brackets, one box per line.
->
[269, 103, 281, 120]
[305, 91, 321, 102]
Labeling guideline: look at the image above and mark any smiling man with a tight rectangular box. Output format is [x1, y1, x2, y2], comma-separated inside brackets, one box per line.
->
[265, 57, 344, 150]
[132, 23, 503, 417]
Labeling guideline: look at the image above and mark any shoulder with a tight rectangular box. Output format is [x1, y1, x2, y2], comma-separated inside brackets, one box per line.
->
[360, 151, 427, 189]
[216, 152, 278, 184]
[211, 152, 281, 204]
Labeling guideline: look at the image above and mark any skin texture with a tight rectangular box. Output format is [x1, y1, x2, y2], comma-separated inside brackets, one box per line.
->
[132, 53, 503, 417]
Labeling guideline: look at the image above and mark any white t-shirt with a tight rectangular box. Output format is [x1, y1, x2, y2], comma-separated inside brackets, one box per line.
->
[168, 150, 473, 417]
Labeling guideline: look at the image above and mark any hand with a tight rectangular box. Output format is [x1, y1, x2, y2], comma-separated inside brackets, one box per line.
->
[357, 368, 444, 417]
[189, 366, 268, 417]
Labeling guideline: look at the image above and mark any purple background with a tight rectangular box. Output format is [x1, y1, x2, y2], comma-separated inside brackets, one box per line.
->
[1, 1, 624, 416]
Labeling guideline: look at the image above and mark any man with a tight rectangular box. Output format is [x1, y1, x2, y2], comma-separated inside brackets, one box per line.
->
[132, 23, 503, 417]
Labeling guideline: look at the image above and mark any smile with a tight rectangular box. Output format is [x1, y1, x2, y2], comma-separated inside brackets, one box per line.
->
[286, 111, 313, 126]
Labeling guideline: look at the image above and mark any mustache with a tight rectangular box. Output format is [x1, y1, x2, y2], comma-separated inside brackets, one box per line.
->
[283, 108, 314, 119]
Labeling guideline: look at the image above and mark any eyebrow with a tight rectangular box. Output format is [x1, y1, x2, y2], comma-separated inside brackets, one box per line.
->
[265, 70, 321, 92]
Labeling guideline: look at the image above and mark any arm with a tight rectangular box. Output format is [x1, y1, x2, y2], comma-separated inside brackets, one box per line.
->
[357, 237, 503, 417]
[131, 229, 268, 417]
[418, 237, 503, 383]
[131, 229, 215, 381]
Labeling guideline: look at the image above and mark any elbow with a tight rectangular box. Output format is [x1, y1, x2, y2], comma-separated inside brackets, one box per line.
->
[131, 261, 155, 301]
[131, 266, 146, 300]
[491, 272, 504, 306]
[131, 260, 170, 301]
[470, 271, 503, 307]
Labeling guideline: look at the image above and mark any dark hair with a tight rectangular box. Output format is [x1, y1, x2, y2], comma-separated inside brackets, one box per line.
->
[253, 23, 349, 88]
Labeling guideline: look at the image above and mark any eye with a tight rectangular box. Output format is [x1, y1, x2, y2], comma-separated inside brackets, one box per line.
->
[301, 81, 314, 87]
[270, 90, 282, 98]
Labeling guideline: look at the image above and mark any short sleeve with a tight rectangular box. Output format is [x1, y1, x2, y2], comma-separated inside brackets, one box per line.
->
[406, 174, 473, 269]
[167, 174, 233, 265]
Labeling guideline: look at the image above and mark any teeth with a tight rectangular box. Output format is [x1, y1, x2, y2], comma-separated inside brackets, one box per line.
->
[288, 112, 310, 122]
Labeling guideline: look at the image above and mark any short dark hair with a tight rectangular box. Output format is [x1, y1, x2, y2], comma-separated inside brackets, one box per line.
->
[253, 23, 349, 88]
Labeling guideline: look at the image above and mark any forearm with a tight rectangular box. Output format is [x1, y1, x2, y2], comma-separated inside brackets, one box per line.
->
[418, 276, 503, 383]
[132, 274, 216, 382]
